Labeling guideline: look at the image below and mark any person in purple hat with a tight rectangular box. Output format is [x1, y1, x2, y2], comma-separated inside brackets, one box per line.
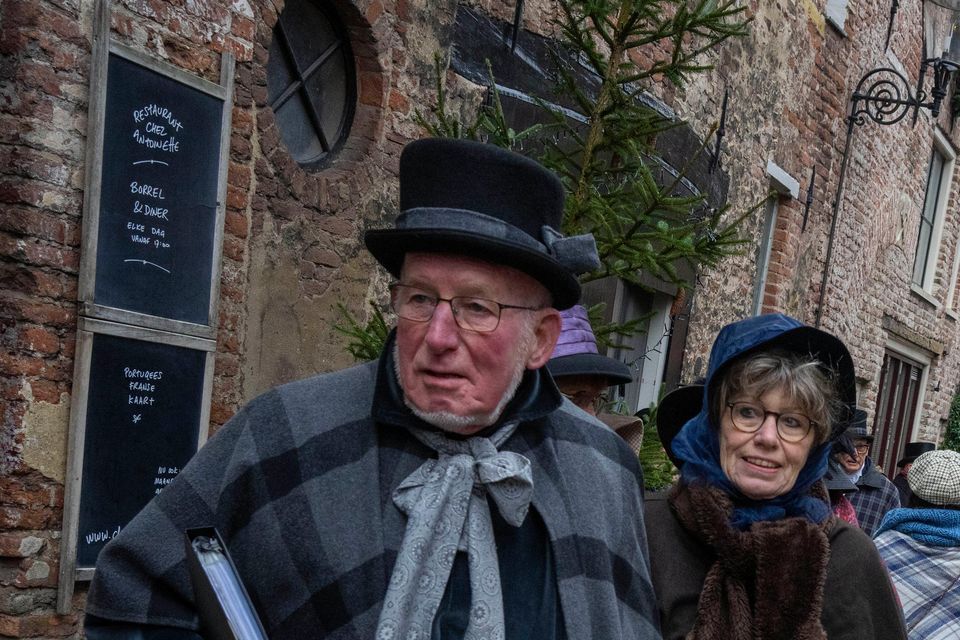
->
[546, 305, 644, 451]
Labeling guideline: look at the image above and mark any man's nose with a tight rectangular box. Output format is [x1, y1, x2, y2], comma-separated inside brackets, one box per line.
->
[424, 300, 460, 349]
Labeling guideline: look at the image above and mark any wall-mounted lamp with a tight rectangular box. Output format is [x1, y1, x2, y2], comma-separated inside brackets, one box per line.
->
[815, 0, 960, 327]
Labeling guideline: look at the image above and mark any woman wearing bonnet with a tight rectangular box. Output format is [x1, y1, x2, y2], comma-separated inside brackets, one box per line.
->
[646, 314, 906, 639]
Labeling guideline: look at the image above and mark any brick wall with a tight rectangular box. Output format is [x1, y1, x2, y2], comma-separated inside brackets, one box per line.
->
[1, 0, 87, 632]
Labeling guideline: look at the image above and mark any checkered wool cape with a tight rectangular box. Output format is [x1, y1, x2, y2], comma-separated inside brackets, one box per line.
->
[875, 510, 960, 640]
[86, 354, 660, 639]
[849, 461, 901, 536]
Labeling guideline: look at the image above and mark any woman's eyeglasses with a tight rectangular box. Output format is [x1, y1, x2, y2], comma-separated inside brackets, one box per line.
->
[726, 401, 817, 443]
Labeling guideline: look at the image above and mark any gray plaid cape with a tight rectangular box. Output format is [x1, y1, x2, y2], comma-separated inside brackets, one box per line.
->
[86, 352, 660, 639]
[848, 460, 901, 536]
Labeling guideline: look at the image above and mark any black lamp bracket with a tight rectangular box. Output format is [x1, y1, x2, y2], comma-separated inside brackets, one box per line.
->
[848, 58, 958, 129]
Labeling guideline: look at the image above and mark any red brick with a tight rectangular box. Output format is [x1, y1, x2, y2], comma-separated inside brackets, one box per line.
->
[209, 402, 235, 426]
[224, 210, 248, 239]
[227, 162, 251, 190]
[0, 611, 78, 637]
[26, 379, 61, 404]
[231, 15, 256, 41]
[358, 71, 384, 107]
[0, 298, 75, 327]
[318, 217, 357, 238]
[304, 247, 342, 268]
[18, 326, 59, 355]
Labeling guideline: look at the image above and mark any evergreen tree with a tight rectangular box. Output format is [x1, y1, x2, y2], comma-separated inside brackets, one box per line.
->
[338, 0, 753, 481]
[944, 392, 960, 452]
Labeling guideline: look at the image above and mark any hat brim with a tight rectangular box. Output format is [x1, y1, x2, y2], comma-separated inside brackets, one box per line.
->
[897, 455, 919, 467]
[547, 353, 633, 385]
[365, 227, 581, 310]
[655, 384, 704, 469]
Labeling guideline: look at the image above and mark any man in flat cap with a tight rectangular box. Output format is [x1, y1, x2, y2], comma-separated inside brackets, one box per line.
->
[875, 449, 960, 638]
[85, 139, 660, 639]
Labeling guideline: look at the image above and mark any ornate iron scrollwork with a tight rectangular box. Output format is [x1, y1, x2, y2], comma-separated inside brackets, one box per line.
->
[849, 67, 915, 127]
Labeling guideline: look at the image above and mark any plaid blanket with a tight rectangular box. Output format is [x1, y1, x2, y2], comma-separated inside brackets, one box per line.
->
[875, 523, 960, 639]
[86, 352, 659, 639]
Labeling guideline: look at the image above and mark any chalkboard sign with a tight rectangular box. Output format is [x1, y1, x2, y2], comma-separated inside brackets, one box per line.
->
[75, 332, 206, 568]
[92, 51, 225, 325]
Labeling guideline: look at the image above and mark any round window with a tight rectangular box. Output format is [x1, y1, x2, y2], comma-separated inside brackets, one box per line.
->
[267, 0, 356, 168]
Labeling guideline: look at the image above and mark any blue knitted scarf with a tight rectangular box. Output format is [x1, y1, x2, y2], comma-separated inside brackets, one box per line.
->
[875, 507, 960, 546]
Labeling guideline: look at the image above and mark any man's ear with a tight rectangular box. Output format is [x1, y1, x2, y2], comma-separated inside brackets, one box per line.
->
[525, 309, 562, 369]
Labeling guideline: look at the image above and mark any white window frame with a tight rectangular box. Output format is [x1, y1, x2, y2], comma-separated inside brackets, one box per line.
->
[752, 199, 778, 316]
[912, 129, 955, 296]
[753, 160, 798, 315]
[825, 0, 849, 33]
[945, 230, 960, 317]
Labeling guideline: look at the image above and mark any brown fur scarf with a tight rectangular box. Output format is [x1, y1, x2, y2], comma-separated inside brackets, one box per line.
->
[670, 483, 832, 640]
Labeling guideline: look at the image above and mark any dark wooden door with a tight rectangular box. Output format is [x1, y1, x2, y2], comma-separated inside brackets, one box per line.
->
[872, 351, 924, 477]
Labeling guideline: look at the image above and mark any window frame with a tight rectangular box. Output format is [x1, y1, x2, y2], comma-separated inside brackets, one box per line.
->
[912, 129, 955, 296]
[752, 198, 778, 315]
[824, 0, 849, 33]
[267, 0, 356, 169]
[873, 341, 930, 477]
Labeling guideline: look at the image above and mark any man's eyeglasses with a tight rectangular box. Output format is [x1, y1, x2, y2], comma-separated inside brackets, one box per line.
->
[726, 401, 817, 443]
[389, 283, 541, 333]
[853, 443, 870, 454]
[561, 391, 608, 415]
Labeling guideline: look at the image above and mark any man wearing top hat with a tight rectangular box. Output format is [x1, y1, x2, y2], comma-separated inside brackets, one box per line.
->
[84, 139, 660, 639]
[892, 441, 936, 507]
[835, 410, 901, 536]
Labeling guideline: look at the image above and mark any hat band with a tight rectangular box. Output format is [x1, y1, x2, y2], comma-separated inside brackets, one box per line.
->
[399, 207, 600, 274]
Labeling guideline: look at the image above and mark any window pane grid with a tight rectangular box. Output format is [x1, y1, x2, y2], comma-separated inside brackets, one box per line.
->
[266, 0, 355, 167]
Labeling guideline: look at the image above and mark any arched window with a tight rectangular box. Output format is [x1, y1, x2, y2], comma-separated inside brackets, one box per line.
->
[267, 0, 356, 168]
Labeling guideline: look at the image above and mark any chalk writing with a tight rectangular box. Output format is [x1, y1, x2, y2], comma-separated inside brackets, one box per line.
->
[132, 129, 180, 152]
[123, 259, 170, 273]
[124, 367, 163, 380]
[132, 201, 169, 220]
[132, 104, 184, 130]
[130, 182, 165, 199]
[124, 366, 163, 423]
[84, 525, 122, 545]
[153, 465, 181, 495]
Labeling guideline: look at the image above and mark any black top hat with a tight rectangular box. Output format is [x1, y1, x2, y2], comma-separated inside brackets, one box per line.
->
[364, 138, 599, 310]
[897, 441, 936, 468]
[655, 384, 704, 469]
[547, 305, 633, 384]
